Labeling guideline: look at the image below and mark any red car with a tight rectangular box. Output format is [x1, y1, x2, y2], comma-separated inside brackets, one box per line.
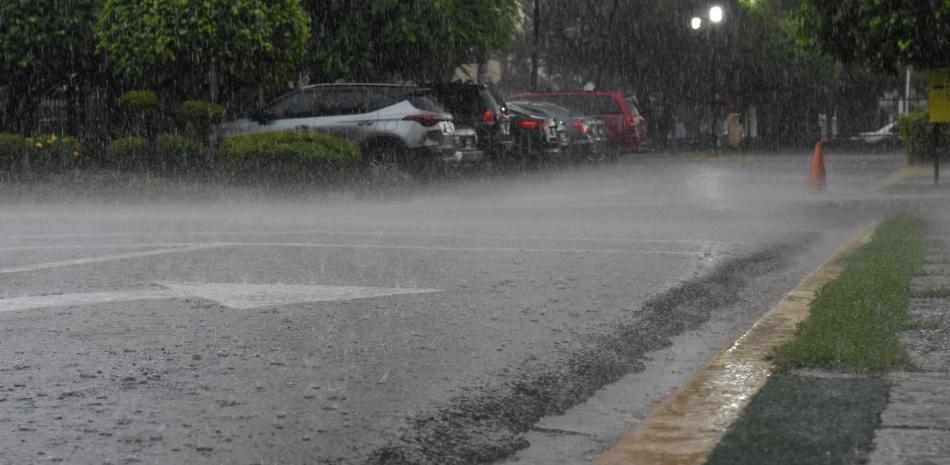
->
[507, 91, 648, 153]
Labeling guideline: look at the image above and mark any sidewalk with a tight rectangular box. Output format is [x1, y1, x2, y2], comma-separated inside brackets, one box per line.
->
[867, 208, 950, 464]
[594, 164, 950, 465]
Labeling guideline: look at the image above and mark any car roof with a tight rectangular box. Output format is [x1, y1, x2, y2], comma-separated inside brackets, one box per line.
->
[301, 83, 418, 89]
[262, 83, 425, 109]
[509, 100, 573, 114]
[423, 81, 489, 89]
[511, 91, 631, 98]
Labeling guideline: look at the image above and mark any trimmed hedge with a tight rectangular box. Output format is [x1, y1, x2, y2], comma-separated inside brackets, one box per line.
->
[120, 90, 162, 137]
[898, 110, 950, 163]
[218, 130, 361, 184]
[155, 133, 208, 174]
[120, 90, 160, 115]
[26, 134, 84, 173]
[106, 136, 150, 171]
[0, 133, 27, 172]
[180, 100, 225, 138]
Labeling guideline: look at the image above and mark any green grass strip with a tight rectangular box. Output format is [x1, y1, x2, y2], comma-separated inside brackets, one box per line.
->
[704, 374, 888, 465]
[770, 213, 925, 371]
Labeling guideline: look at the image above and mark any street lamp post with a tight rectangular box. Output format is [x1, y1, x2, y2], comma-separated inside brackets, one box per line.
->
[691, 5, 724, 149]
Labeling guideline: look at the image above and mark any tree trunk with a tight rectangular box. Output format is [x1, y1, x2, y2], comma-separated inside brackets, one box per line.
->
[530, 0, 541, 91]
[209, 58, 219, 104]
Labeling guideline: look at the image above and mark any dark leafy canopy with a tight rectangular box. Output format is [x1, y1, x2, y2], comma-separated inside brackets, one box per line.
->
[304, 0, 519, 82]
[798, 0, 950, 71]
[96, 0, 310, 106]
[518, 0, 897, 144]
[0, 0, 103, 133]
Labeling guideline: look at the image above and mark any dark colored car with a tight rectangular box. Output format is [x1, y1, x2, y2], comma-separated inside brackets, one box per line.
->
[508, 91, 648, 153]
[508, 100, 612, 162]
[506, 102, 565, 163]
[424, 82, 514, 160]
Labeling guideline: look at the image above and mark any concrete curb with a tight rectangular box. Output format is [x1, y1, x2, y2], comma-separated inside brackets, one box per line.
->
[881, 165, 932, 189]
[595, 223, 878, 465]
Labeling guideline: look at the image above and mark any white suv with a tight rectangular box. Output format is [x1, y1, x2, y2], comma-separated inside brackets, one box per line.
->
[214, 84, 483, 166]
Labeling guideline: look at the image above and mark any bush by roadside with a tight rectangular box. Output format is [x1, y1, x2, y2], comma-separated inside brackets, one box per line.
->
[120, 90, 164, 138]
[3, 128, 417, 197]
[354, 163, 416, 200]
[180, 100, 225, 139]
[217, 130, 361, 185]
[0, 134, 85, 176]
[155, 133, 208, 175]
[0, 132, 26, 173]
[105, 136, 150, 172]
[105, 134, 208, 175]
[898, 110, 950, 164]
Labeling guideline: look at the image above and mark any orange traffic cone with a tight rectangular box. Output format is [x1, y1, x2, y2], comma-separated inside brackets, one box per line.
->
[808, 141, 826, 191]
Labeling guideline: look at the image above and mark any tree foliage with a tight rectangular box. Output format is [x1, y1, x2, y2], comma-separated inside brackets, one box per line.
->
[514, 0, 898, 145]
[0, 0, 103, 133]
[304, 0, 520, 82]
[96, 0, 311, 105]
[798, 0, 950, 71]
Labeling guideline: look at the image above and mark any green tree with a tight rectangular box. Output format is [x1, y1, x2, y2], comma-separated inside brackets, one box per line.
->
[798, 0, 950, 71]
[96, 0, 310, 107]
[304, 0, 519, 82]
[0, 0, 103, 134]
[516, 0, 897, 146]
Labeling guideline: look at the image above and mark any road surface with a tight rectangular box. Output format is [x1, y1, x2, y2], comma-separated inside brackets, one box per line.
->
[0, 153, 908, 465]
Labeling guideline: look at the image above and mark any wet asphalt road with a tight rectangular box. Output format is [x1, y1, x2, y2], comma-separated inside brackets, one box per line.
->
[0, 153, 908, 465]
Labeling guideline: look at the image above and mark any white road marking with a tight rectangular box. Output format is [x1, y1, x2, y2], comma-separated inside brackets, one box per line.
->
[0, 229, 752, 246]
[0, 282, 441, 313]
[0, 243, 213, 251]
[225, 241, 710, 256]
[0, 289, 176, 313]
[0, 242, 715, 276]
[159, 282, 441, 310]
[0, 244, 223, 274]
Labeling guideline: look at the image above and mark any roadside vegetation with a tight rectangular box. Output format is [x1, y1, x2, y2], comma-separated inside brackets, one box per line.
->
[0, 88, 409, 198]
[771, 214, 925, 371]
[706, 214, 926, 465]
[898, 110, 950, 164]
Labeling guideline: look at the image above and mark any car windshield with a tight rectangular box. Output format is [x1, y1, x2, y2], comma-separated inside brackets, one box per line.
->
[427, 85, 486, 118]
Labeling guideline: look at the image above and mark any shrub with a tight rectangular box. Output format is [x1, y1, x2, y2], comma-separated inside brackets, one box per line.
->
[120, 90, 160, 115]
[106, 136, 150, 171]
[0, 133, 27, 172]
[154, 133, 207, 175]
[218, 130, 361, 185]
[24, 134, 84, 174]
[898, 111, 950, 164]
[180, 100, 225, 138]
[119, 90, 161, 137]
[357, 164, 415, 200]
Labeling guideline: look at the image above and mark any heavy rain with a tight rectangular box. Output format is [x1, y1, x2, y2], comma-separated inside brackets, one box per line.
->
[1, 1, 949, 465]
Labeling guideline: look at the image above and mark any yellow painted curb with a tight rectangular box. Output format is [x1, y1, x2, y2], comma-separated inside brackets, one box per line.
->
[596, 223, 877, 465]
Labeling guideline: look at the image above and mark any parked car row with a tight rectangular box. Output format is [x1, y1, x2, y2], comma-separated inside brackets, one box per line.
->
[213, 83, 649, 170]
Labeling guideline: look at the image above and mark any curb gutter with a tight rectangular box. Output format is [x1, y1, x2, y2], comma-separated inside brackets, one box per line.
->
[596, 223, 878, 465]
